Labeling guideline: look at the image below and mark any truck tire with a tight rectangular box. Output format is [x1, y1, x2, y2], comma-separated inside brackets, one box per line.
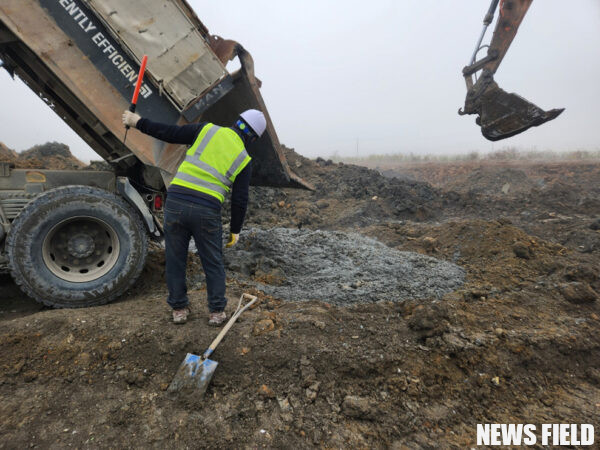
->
[7, 185, 148, 308]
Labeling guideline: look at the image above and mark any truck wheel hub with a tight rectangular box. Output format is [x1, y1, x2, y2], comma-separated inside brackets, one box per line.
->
[42, 217, 120, 283]
[67, 234, 95, 258]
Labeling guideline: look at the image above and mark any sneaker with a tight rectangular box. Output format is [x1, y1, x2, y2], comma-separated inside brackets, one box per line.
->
[208, 311, 227, 326]
[172, 307, 190, 324]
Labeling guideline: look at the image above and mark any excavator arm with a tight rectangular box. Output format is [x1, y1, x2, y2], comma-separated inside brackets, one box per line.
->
[459, 0, 564, 141]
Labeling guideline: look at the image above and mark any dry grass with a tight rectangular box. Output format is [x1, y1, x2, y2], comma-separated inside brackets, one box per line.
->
[332, 147, 600, 165]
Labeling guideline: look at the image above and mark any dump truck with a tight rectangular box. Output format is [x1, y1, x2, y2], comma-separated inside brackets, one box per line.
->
[0, 0, 307, 308]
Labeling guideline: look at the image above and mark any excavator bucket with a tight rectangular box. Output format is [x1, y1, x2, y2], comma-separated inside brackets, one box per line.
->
[473, 81, 564, 141]
[461, 0, 564, 141]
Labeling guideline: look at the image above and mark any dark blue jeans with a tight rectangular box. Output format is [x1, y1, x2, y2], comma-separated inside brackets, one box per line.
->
[163, 196, 227, 313]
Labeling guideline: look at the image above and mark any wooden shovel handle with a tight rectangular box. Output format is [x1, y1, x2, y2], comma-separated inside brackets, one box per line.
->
[204, 294, 257, 358]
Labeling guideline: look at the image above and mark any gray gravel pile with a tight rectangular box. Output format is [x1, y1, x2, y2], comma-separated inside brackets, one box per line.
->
[224, 228, 465, 305]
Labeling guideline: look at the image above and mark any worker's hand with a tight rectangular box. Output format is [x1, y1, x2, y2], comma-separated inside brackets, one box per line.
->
[122, 110, 141, 128]
[225, 233, 239, 248]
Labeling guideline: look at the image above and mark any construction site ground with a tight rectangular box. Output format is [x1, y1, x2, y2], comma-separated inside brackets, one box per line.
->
[1, 146, 600, 448]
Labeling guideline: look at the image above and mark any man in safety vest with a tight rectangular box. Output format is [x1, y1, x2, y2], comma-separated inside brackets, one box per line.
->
[122, 109, 267, 326]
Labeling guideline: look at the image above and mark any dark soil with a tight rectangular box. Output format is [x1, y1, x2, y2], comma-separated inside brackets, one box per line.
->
[1, 150, 599, 448]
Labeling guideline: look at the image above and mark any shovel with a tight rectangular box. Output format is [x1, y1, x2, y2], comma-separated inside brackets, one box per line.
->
[167, 293, 258, 395]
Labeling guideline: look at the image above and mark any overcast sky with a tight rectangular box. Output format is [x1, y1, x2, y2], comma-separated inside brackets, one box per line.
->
[0, 0, 598, 161]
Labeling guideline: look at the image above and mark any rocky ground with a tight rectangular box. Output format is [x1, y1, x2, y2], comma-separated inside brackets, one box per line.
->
[1, 145, 599, 448]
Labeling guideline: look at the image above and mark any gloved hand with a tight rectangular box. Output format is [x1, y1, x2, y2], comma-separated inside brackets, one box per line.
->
[225, 233, 239, 248]
[122, 110, 141, 128]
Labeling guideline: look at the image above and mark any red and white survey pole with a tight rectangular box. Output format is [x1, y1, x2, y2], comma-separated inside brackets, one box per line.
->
[123, 54, 148, 145]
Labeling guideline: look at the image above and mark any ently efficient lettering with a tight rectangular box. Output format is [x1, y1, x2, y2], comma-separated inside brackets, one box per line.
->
[56, 0, 152, 99]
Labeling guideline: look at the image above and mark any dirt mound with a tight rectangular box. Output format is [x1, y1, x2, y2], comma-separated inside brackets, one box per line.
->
[365, 160, 600, 217]
[19, 142, 85, 169]
[445, 167, 536, 196]
[21, 142, 73, 160]
[533, 178, 598, 211]
[235, 147, 442, 232]
[224, 228, 465, 304]
[286, 147, 439, 210]
[0, 142, 18, 163]
[365, 219, 573, 294]
[0, 141, 85, 170]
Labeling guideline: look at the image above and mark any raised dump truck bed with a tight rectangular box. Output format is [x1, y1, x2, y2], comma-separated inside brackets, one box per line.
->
[0, 0, 308, 308]
[0, 0, 307, 190]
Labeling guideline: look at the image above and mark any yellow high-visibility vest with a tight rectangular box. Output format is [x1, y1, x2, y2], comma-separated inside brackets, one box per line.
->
[170, 123, 251, 203]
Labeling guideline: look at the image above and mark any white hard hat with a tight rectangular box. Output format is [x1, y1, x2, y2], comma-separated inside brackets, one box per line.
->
[240, 109, 267, 138]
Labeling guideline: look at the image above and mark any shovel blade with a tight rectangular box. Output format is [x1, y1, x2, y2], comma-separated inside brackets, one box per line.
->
[476, 82, 564, 141]
[167, 353, 218, 395]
